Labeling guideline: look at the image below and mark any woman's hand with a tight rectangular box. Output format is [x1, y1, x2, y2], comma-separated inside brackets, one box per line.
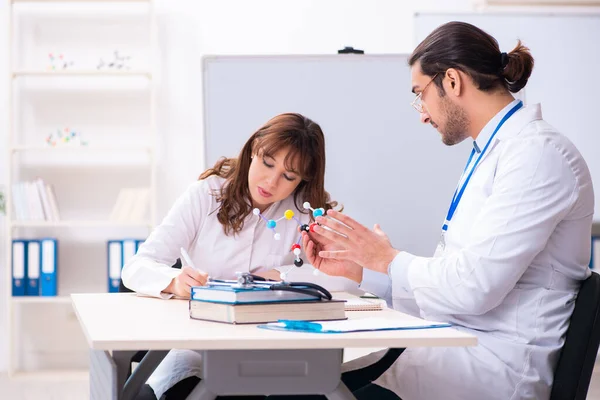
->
[165, 266, 209, 298]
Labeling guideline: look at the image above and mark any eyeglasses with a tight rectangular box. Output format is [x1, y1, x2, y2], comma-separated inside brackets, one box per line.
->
[411, 72, 440, 113]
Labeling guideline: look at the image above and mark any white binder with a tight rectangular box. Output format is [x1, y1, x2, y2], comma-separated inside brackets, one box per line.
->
[122, 239, 137, 267]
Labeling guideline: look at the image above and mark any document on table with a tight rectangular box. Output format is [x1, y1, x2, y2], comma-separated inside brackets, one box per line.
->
[258, 317, 451, 333]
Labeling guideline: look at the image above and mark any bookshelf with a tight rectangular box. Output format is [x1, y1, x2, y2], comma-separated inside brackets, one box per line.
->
[5, 0, 156, 379]
[12, 70, 152, 77]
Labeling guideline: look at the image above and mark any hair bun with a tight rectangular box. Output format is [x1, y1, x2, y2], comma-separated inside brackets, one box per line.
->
[501, 41, 534, 93]
[500, 52, 509, 69]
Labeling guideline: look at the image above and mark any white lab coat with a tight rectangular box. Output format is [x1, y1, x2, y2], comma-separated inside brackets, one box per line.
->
[121, 175, 358, 398]
[356, 101, 594, 400]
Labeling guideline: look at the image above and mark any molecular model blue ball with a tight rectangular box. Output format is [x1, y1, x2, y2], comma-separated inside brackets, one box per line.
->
[267, 220, 277, 229]
[312, 208, 325, 218]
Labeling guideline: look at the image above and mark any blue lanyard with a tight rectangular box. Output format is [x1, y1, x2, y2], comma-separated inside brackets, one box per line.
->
[442, 101, 523, 233]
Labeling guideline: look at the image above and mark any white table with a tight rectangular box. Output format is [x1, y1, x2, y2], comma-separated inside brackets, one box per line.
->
[72, 293, 477, 400]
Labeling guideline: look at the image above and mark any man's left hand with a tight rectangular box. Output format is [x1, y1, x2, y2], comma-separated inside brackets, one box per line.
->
[312, 209, 400, 274]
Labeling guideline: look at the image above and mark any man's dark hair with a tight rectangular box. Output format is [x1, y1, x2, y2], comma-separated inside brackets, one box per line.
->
[409, 21, 534, 94]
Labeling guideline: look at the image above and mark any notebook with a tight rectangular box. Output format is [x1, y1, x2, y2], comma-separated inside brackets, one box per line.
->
[258, 317, 451, 333]
[189, 299, 346, 324]
[343, 298, 384, 311]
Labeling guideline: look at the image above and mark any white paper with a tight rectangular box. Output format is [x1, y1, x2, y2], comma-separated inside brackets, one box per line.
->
[266, 317, 451, 333]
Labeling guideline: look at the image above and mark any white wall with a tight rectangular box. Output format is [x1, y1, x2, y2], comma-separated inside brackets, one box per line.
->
[152, 0, 474, 213]
[0, 0, 475, 372]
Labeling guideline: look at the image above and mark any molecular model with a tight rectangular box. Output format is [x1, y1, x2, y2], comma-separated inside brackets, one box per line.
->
[97, 50, 132, 70]
[47, 53, 74, 71]
[253, 202, 325, 281]
[45, 127, 89, 147]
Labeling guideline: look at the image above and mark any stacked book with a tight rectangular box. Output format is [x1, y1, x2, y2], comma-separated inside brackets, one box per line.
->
[189, 283, 347, 324]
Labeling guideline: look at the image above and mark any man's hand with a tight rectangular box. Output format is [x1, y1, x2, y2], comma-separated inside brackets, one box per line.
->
[302, 230, 364, 283]
[312, 210, 400, 274]
[165, 266, 209, 298]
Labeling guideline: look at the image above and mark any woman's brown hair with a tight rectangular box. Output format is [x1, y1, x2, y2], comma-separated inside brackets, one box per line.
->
[199, 113, 339, 235]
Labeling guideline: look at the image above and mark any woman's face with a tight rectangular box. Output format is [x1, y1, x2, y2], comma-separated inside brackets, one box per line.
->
[248, 147, 302, 212]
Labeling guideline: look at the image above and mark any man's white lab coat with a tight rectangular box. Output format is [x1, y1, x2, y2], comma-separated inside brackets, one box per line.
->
[358, 101, 594, 400]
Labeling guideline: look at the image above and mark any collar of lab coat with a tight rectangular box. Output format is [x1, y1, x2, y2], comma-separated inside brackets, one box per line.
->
[473, 99, 521, 153]
[472, 101, 543, 165]
[495, 102, 543, 140]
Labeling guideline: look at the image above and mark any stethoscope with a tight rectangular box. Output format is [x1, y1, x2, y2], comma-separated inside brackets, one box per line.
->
[210, 272, 333, 301]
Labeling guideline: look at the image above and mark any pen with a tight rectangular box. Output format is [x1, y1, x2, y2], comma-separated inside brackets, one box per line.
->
[180, 247, 198, 269]
[180, 247, 210, 281]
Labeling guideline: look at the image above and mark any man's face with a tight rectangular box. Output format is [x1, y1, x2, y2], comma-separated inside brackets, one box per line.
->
[410, 62, 470, 146]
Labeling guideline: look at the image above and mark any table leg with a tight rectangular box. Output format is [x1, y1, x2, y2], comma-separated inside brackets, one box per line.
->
[90, 349, 168, 400]
[90, 349, 118, 400]
[113, 350, 139, 399]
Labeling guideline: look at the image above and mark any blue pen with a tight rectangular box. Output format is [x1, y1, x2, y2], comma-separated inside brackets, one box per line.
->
[278, 320, 323, 332]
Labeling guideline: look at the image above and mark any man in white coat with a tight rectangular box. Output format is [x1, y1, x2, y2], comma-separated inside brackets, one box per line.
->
[297, 21, 595, 400]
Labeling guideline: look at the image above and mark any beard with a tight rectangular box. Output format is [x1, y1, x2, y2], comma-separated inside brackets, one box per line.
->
[435, 96, 470, 146]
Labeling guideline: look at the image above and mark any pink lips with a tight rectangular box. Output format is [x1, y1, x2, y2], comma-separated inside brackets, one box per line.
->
[258, 186, 273, 198]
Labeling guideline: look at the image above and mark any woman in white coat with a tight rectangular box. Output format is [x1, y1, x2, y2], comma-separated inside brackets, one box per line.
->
[284, 22, 594, 400]
[121, 112, 343, 400]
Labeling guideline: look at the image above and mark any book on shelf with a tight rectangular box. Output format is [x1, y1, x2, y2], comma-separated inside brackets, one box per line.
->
[109, 187, 149, 223]
[189, 299, 347, 324]
[11, 178, 60, 222]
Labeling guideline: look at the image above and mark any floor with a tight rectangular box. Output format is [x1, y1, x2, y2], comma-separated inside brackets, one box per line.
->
[3, 362, 600, 399]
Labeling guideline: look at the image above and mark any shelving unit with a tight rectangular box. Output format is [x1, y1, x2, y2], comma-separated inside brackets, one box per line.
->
[11, 220, 153, 228]
[11, 369, 89, 382]
[12, 70, 153, 77]
[5, 0, 157, 379]
[11, 296, 74, 305]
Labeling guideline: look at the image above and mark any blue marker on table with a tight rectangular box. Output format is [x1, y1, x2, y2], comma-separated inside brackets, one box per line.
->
[278, 320, 324, 332]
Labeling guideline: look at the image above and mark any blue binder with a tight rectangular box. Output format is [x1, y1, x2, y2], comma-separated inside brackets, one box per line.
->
[26, 240, 41, 296]
[12, 240, 27, 296]
[40, 238, 58, 296]
[122, 239, 138, 267]
[136, 239, 145, 251]
[107, 240, 123, 293]
[591, 236, 600, 270]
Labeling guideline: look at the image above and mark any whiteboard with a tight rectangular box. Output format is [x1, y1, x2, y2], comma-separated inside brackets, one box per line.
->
[415, 12, 600, 220]
[203, 55, 471, 257]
